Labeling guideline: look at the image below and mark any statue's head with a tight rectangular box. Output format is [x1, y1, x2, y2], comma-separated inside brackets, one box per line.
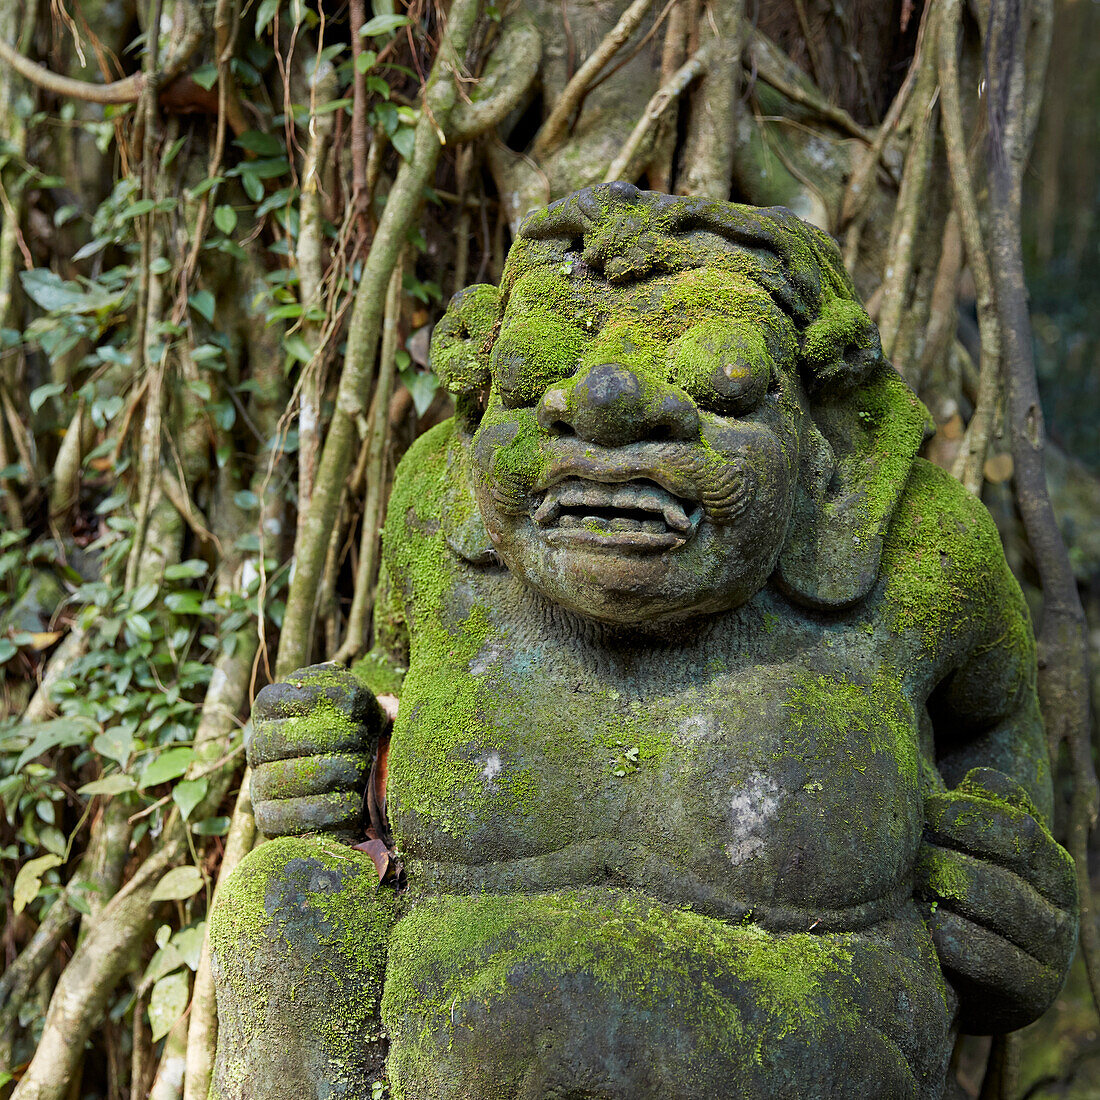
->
[431, 183, 929, 625]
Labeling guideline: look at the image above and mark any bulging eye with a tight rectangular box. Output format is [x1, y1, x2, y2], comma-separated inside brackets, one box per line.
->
[671, 320, 772, 416]
[490, 321, 583, 409]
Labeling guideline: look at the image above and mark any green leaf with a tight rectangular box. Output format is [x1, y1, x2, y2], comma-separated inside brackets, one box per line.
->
[283, 334, 312, 363]
[191, 816, 230, 836]
[130, 582, 159, 612]
[145, 942, 184, 983]
[189, 175, 224, 199]
[39, 825, 66, 856]
[255, 0, 280, 35]
[365, 74, 391, 99]
[53, 204, 79, 227]
[21, 269, 121, 315]
[162, 134, 187, 167]
[172, 778, 208, 820]
[189, 290, 216, 324]
[78, 774, 137, 796]
[164, 591, 204, 615]
[127, 612, 153, 639]
[93, 726, 134, 768]
[239, 157, 290, 180]
[265, 302, 303, 322]
[213, 205, 238, 234]
[236, 130, 283, 157]
[392, 125, 416, 162]
[138, 747, 194, 789]
[13, 854, 63, 914]
[29, 381, 66, 414]
[15, 717, 96, 773]
[151, 865, 204, 903]
[173, 923, 207, 970]
[400, 368, 439, 417]
[20, 269, 85, 311]
[192, 63, 219, 91]
[164, 559, 209, 580]
[360, 13, 410, 35]
[241, 171, 264, 202]
[148, 970, 190, 1041]
[122, 198, 156, 219]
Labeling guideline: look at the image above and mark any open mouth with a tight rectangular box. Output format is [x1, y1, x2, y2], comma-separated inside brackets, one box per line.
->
[531, 477, 702, 549]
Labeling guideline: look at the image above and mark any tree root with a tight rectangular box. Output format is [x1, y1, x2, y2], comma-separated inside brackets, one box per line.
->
[532, 0, 657, 160]
[675, 0, 745, 199]
[605, 40, 712, 184]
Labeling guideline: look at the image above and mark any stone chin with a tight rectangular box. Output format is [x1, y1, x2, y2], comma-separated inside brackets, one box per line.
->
[472, 419, 798, 626]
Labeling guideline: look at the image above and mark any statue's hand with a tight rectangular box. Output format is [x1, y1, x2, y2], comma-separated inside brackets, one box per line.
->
[248, 663, 385, 842]
[916, 767, 1078, 1033]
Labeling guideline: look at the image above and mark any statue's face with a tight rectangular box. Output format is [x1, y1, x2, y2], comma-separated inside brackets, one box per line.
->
[471, 264, 806, 624]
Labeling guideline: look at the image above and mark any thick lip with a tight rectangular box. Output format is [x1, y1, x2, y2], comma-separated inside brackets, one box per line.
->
[531, 476, 703, 551]
[534, 444, 705, 502]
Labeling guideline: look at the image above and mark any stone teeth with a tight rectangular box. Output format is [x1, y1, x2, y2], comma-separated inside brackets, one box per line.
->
[533, 496, 558, 524]
[538, 477, 696, 534]
[663, 501, 691, 531]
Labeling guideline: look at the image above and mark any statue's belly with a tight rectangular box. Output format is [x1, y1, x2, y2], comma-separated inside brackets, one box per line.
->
[388, 659, 924, 927]
[382, 889, 955, 1100]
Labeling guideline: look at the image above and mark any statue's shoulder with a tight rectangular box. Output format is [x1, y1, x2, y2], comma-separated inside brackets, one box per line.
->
[878, 457, 1028, 646]
[389, 418, 458, 528]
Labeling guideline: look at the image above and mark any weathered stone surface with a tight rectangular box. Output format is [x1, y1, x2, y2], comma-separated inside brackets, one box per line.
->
[210, 185, 1078, 1100]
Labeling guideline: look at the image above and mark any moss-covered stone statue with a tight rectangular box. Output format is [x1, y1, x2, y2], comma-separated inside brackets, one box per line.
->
[209, 184, 1078, 1100]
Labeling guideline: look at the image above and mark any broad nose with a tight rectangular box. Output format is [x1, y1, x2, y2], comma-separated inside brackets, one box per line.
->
[537, 362, 699, 447]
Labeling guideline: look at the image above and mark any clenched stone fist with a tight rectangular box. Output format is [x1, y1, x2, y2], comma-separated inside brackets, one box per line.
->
[247, 663, 384, 842]
[916, 767, 1078, 1033]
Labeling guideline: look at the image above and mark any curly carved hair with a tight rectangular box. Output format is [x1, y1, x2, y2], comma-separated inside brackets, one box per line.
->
[433, 183, 885, 400]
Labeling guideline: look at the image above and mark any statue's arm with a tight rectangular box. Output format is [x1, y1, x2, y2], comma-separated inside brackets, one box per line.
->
[915, 540, 1078, 1033]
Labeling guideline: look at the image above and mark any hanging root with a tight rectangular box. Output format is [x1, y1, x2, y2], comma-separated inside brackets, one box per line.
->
[675, 0, 746, 199]
[605, 40, 712, 184]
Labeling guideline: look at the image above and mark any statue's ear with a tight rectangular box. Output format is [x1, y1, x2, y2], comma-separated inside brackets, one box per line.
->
[441, 415, 497, 567]
[776, 362, 932, 609]
[432, 285, 500, 564]
[430, 284, 499, 398]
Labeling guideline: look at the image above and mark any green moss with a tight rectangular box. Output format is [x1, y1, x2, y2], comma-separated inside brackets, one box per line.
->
[881, 460, 1032, 664]
[383, 888, 861, 1080]
[352, 649, 406, 698]
[801, 296, 877, 389]
[485, 407, 548, 499]
[916, 847, 972, 903]
[781, 666, 918, 786]
[381, 420, 536, 833]
[431, 283, 500, 396]
[210, 835, 397, 1080]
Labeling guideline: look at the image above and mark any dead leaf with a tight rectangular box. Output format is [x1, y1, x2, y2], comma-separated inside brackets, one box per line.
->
[984, 453, 1014, 483]
[407, 325, 431, 368]
[940, 413, 964, 441]
[352, 838, 401, 885]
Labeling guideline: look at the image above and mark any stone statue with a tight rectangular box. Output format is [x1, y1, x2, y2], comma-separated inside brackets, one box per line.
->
[209, 184, 1078, 1100]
